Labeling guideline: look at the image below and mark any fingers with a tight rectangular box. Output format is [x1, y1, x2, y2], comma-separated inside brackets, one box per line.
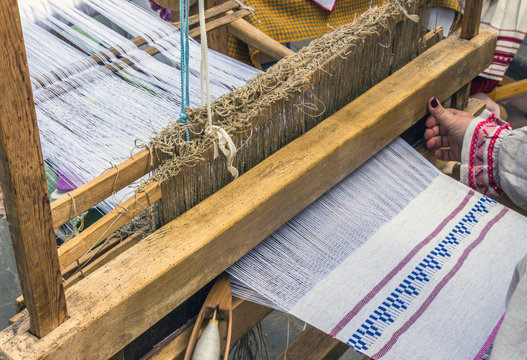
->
[427, 97, 458, 131]
[424, 124, 447, 140]
[426, 135, 450, 149]
[434, 148, 457, 162]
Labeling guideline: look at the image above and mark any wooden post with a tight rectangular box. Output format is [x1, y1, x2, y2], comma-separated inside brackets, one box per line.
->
[205, 0, 230, 55]
[0, 0, 67, 337]
[460, 0, 483, 40]
[455, 0, 484, 107]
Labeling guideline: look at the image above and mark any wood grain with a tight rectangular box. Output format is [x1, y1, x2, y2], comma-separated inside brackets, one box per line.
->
[57, 180, 161, 272]
[50, 150, 152, 228]
[275, 326, 349, 360]
[204, 0, 230, 55]
[0, 29, 496, 360]
[227, 18, 295, 60]
[460, 0, 483, 40]
[0, 0, 67, 338]
[148, 298, 271, 360]
[190, 9, 250, 38]
[172, 0, 239, 28]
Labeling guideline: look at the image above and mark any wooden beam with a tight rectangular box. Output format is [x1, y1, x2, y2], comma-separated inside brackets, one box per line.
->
[227, 18, 295, 60]
[172, 0, 239, 28]
[147, 298, 272, 360]
[460, 0, 483, 40]
[50, 150, 152, 228]
[0, 0, 67, 337]
[14, 231, 146, 318]
[189, 9, 250, 38]
[492, 78, 527, 101]
[425, 26, 444, 49]
[57, 180, 161, 272]
[204, 0, 230, 55]
[275, 326, 348, 360]
[0, 29, 496, 360]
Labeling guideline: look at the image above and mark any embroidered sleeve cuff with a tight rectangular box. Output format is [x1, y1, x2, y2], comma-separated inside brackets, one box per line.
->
[460, 109, 511, 197]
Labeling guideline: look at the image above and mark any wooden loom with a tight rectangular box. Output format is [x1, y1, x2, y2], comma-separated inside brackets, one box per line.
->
[0, 0, 497, 359]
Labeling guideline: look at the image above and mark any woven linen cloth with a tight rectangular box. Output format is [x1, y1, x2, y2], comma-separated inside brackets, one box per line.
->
[228, 138, 527, 359]
[227, 0, 460, 64]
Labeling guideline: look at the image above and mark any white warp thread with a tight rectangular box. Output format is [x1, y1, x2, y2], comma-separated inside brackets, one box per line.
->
[18, 0, 257, 212]
[228, 138, 527, 360]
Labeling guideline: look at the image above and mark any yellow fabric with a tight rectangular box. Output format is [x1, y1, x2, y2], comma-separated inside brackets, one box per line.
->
[227, 0, 461, 65]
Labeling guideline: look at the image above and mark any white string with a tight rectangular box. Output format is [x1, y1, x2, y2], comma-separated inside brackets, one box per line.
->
[17, 0, 257, 211]
[198, 0, 239, 178]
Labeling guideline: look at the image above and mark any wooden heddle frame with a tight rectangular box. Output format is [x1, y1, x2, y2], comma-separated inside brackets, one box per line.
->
[0, 0, 496, 359]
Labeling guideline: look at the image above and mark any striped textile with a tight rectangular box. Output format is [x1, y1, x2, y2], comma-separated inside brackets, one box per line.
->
[479, 0, 527, 81]
[228, 138, 527, 359]
[227, 0, 460, 64]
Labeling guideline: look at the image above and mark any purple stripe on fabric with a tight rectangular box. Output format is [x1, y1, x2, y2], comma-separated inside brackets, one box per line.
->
[473, 314, 505, 360]
[329, 190, 475, 337]
[373, 207, 509, 359]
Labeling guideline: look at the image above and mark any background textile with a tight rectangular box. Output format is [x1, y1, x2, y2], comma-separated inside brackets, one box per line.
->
[227, 0, 461, 65]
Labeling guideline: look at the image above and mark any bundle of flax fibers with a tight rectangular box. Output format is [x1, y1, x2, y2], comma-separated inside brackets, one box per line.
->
[137, 0, 428, 226]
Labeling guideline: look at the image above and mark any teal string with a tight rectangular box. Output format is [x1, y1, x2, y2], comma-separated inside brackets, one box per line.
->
[179, 0, 190, 142]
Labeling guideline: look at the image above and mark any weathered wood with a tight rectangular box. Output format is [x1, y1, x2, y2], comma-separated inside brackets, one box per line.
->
[148, 299, 272, 360]
[0, 29, 496, 360]
[63, 231, 144, 287]
[425, 26, 444, 49]
[172, 0, 239, 28]
[460, 0, 483, 40]
[51, 150, 153, 228]
[14, 231, 145, 317]
[184, 275, 232, 360]
[0, 0, 67, 338]
[57, 180, 161, 272]
[204, 0, 230, 55]
[451, 83, 471, 110]
[275, 326, 348, 360]
[189, 9, 250, 38]
[227, 18, 295, 60]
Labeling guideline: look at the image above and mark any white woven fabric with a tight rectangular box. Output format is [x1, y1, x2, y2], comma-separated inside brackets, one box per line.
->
[228, 138, 527, 360]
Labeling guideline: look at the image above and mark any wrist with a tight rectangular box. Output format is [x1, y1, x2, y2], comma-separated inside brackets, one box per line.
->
[460, 110, 511, 197]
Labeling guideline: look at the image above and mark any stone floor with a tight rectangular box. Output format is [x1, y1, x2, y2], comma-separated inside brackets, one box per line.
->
[0, 216, 20, 331]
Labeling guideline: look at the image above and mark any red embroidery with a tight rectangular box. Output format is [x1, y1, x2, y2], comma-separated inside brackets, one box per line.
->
[467, 113, 510, 197]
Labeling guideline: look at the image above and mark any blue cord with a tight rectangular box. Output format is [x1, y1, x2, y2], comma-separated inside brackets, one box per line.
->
[179, 0, 190, 142]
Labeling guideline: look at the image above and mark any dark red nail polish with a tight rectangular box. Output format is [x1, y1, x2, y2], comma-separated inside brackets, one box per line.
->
[431, 98, 439, 108]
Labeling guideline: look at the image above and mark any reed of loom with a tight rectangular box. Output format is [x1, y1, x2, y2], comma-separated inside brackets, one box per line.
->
[0, 0, 495, 358]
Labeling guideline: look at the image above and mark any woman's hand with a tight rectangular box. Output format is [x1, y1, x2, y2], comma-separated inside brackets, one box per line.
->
[424, 97, 475, 161]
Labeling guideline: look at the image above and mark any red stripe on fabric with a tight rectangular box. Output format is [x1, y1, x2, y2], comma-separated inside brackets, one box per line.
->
[329, 190, 476, 337]
[481, 21, 527, 35]
[373, 207, 509, 359]
[473, 314, 505, 360]
[497, 36, 523, 44]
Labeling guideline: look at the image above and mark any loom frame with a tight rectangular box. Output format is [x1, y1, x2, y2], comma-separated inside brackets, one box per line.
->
[0, 0, 494, 359]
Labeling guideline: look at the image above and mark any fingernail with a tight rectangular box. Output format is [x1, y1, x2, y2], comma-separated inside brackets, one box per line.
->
[431, 98, 439, 109]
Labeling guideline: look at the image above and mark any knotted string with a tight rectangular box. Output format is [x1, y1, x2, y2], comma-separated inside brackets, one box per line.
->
[179, 0, 190, 142]
[198, 0, 239, 178]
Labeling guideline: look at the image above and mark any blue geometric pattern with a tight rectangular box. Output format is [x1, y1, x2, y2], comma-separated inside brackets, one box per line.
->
[347, 196, 497, 352]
